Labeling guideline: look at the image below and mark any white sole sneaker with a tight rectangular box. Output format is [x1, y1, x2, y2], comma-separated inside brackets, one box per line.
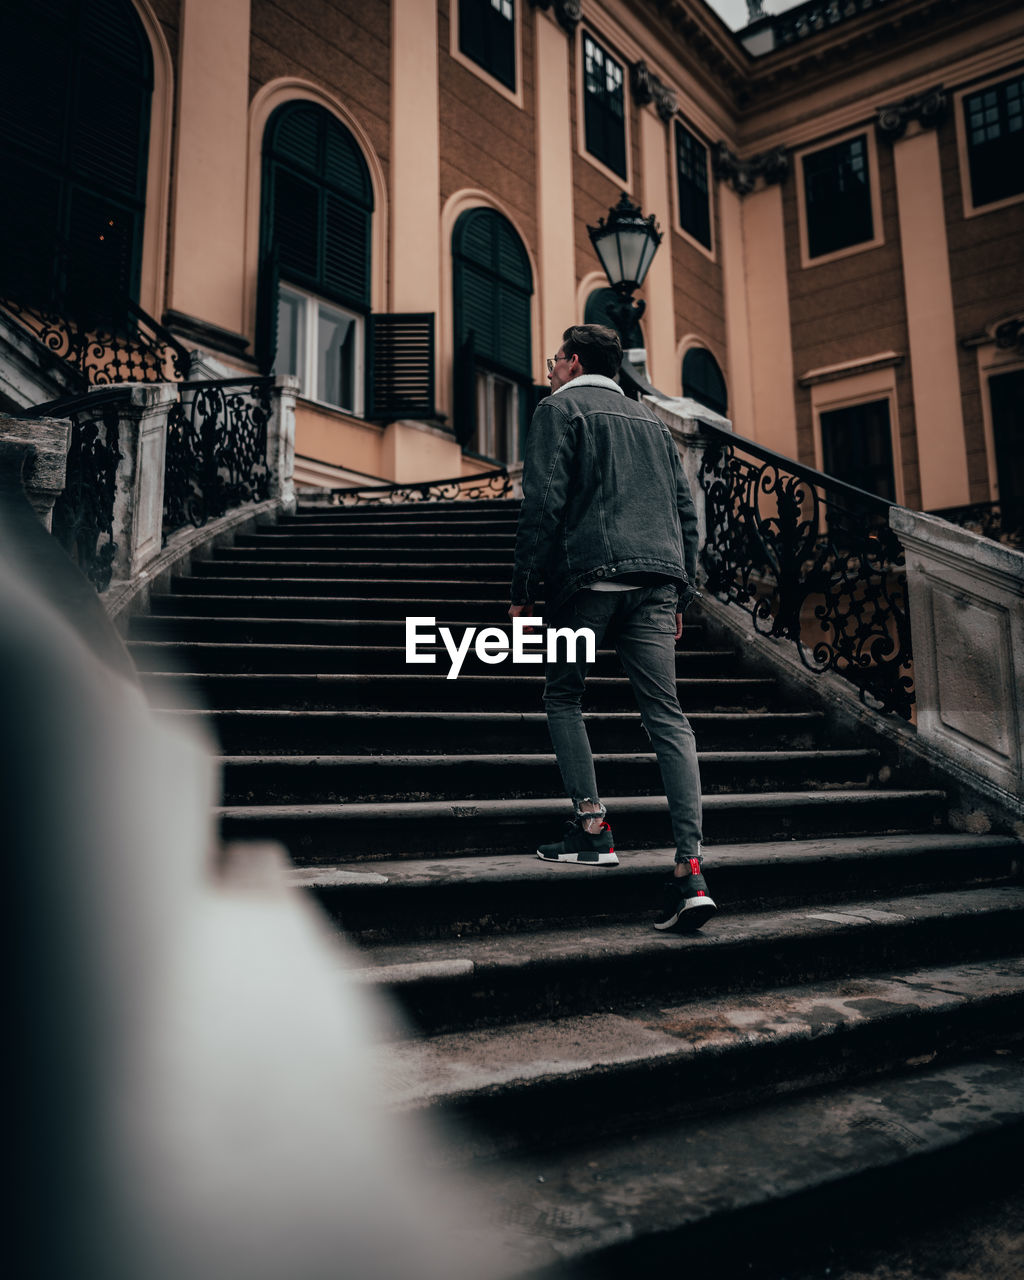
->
[536, 849, 620, 866]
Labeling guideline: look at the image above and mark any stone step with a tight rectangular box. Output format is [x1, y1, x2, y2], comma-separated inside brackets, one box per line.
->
[128, 640, 738, 679]
[370, 959, 1024, 1164]
[343, 885, 1024, 1035]
[227, 539, 518, 563]
[142, 671, 780, 711]
[272, 518, 520, 536]
[463, 1051, 1024, 1276]
[150, 593, 526, 621]
[293, 833, 1022, 943]
[198, 556, 515, 577]
[216, 789, 949, 861]
[169, 574, 519, 599]
[130, 615, 707, 647]
[162, 708, 827, 754]
[230, 531, 518, 548]
[219, 748, 883, 803]
[288, 499, 521, 519]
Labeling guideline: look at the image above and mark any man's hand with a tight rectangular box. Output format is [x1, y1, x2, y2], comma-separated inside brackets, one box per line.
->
[675, 612, 683, 642]
[509, 603, 538, 633]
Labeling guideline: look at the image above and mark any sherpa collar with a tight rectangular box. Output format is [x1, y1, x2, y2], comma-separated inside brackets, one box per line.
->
[553, 373, 625, 396]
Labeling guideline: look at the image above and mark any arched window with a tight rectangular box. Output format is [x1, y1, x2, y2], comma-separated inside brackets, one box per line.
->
[0, 0, 153, 312]
[682, 347, 728, 416]
[260, 102, 374, 413]
[585, 286, 643, 350]
[452, 208, 533, 462]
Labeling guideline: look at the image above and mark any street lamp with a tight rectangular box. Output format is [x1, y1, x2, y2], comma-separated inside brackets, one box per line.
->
[586, 192, 662, 338]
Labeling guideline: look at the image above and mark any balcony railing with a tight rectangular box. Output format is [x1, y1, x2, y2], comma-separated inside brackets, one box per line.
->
[327, 467, 512, 506]
[696, 422, 914, 719]
[929, 500, 1023, 549]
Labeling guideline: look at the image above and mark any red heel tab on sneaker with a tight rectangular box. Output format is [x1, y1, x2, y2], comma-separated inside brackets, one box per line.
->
[688, 857, 701, 876]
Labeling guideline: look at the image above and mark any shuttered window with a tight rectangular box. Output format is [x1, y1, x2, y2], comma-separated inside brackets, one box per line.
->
[820, 399, 896, 502]
[0, 0, 152, 311]
[682, 348, 727, 417]
[583, 34, 627, 179]
[675, 121, 712, 250]
[261, 102, 373, 314]
[452, 208, 533, 458]
[802, 134, 873, 259]
[459, 0, 516, 92]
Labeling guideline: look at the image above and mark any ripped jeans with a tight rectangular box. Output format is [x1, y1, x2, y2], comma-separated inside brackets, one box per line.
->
[542, 582, 704, 865]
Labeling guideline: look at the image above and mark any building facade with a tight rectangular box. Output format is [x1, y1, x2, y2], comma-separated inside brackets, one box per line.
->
[1, 0, 1021, 515]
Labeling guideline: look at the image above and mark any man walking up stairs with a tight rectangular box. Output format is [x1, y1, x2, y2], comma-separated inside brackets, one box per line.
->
[133, 477, 1024, 1277]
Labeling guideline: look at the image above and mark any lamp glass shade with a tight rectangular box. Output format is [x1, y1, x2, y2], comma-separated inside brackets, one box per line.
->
[588, 197, 662, 291]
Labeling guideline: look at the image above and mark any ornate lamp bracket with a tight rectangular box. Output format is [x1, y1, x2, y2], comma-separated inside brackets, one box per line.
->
[527, 0, 581, 33]
[875, 86, 947, 142]
[714, 143, 790, 196]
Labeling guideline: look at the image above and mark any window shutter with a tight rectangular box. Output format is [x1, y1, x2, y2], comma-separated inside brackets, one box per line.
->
[366, 313, 435, 420]
[255, 244, 280, 376]
[453, 332, 477, 447]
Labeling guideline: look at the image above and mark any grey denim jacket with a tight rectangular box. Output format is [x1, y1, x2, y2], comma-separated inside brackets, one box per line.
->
[510, 382, 699, 613]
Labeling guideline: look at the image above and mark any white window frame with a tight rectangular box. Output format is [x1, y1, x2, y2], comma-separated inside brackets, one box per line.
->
[807, 361, 905, 506]
[277, 282, 365, 417]
[576, 29, 633, 191]
[473, 370, 521, 465]
[670, 117, 716, 261]
[449, 0, 524, 110]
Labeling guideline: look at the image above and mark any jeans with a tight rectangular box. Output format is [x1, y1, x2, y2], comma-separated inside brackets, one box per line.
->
[542, 582, 703, 866]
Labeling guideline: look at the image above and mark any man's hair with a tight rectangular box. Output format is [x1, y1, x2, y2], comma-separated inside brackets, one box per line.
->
[562, 324, 622, 379]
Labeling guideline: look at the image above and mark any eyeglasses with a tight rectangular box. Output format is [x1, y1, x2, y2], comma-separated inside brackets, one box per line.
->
[546, 353, 567, 374]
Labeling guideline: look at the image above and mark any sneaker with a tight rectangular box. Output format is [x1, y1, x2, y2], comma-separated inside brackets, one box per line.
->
[537, 820, 618, 866]
[653, 858, 717, 931]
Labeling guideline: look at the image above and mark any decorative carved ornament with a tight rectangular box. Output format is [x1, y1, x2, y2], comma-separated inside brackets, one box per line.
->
[630, 61, 679, 122]
[527, 0, 581, 33]
[875, 87, 947, 142]
[994, 317, 1024, 356]
[714, 143, 790, 196]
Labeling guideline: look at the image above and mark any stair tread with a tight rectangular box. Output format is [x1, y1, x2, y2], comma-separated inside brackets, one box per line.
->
[345, 885, 1024, 977]
[374, 957, 1024, 1108]
[465, 1051, 1024, 1272]
[217, 788, 946, 819]
[286, 832, 1021, 889]
[222, 749, 879, 766]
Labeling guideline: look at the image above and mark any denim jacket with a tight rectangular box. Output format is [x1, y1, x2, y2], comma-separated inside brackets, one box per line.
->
[510, 377, 699, 613]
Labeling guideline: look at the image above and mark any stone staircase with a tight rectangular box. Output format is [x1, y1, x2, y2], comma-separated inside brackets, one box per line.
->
[132, 497, 1024, 1278]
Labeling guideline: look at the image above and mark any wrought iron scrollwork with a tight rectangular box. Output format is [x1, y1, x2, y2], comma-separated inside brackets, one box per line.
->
[2, 293, 189, 388]
[330, 468, 512, 507]
[698, 428, 914, 718]
[931, 500, 1023, 549]
[51, 397, 123, 592]
[162, 378, 272, 540]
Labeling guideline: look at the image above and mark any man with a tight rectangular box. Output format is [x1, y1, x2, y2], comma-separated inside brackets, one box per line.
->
[509, 324, 716, 932]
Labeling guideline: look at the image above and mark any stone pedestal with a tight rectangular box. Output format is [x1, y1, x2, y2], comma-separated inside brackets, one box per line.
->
[891, 507, 1024, 804]
[0, 414, 71, 529]
[267, 374, 299, 512]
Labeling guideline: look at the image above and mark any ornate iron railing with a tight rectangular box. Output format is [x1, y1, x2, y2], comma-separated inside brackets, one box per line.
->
[29, 388, 128, 593]
[162, 378, 273, 540]
[1, 291, 190, 389]
[930, 500, 1023, 549]
[697, 423, 914, 719]
[328, 467, 512, 506]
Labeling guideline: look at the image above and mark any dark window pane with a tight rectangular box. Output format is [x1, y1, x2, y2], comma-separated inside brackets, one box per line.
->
[802, 134, 874, 258]
[964, 74, 1024, 207]
[989, 370, 1024, 523]
[675, 121, 711, 249]
[459, 0, 516, 92]
[583, 34, 626, 179]
[452, 208, 532, 377]
[682, 347, 727, 416]
[820, 399, 896, 501]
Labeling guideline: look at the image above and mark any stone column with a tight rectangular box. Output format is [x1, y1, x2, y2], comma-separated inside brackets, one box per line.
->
[533, 5, 577, 364]
[104, 384, 180, 579]
[267, 374, 300, 511]
[167, 0, 251, 342]
[891, 506, 1024, 806]
[879, 91, 969, 510]
[639, 108, 677, 393]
